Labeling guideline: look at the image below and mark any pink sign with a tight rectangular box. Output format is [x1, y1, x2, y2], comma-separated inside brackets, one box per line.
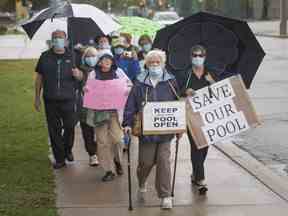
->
[83, 79, 130, 110]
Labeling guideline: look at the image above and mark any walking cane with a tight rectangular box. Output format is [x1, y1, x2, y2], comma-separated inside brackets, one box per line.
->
[126, 132, 133, 211]
[171, 136, 180, 197]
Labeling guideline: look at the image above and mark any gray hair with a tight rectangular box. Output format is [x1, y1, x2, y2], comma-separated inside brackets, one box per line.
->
[81, 46, 98, 64]
[51, 29, 67, 38]
[191, 45, 206, 55]
[82, 46, 98, 58]
[144, 50, 166, 67]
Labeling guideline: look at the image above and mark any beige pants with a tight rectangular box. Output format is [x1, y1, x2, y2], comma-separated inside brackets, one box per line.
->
[137, 141, 171, 198]
[95, 113, 123, 173]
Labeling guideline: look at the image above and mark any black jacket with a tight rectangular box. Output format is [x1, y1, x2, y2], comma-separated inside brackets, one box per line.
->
[36, 49, 78, 100]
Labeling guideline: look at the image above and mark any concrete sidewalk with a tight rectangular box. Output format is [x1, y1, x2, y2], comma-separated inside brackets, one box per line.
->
[54, 127, 288, 216]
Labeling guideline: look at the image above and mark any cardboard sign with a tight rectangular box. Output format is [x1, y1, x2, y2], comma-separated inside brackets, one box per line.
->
[83, 79, 129, 110]
[143, 101, 186, 135]
[186, 75, 260, 149]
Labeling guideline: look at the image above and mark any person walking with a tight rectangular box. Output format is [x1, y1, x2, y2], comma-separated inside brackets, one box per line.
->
[34, 30, 83, 169]
[137, 34, 153, 70]
[113, 38, 141, 82]
[94, 35, 112, 51]
[78, 46, 100, 166]
[84, 53, 129, 181]
[123, 50, 182, 209]
[180, 45, 218, 194]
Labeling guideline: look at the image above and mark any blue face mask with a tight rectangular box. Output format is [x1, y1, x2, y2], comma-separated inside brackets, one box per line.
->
[85, 56, 98, 67]
[52, 38, 65, 49]
[149, 66, 163, 78]
[114, 47, 124, 55]
[192, 57, 205, 67]
[142, 43, 152, 52]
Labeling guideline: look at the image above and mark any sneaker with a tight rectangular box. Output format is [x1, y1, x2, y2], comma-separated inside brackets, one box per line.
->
[102, 171, 116, 182]
[161, 197, 173, 209]
[191, 174, 196, 184]
[66, 152, 74, 162]
[194, 180, 208, 195]
[137, 183, 147, 202]
[53, 162, 66, 169]
[89, 155, 99, 167]
[138, 183, 147, 193]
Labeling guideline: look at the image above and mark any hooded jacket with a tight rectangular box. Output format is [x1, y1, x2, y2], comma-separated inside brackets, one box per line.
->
[115, 54, 141, 81]
[122, 69, 180, 144]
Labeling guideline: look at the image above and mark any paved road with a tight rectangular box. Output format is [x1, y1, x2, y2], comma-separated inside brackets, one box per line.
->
[234, 35, 288, 176]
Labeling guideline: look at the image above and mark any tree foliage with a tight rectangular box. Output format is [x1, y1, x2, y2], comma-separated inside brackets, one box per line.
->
[71, 0, 139, 11]
[32, 0, 49, 10]
[0, 0, 15, 12]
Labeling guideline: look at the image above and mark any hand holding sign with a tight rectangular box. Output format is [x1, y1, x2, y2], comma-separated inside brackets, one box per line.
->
[186, 75, 260, 149]
[185, 88, 196, 97]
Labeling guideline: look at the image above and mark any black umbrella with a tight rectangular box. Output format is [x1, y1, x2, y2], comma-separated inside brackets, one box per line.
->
[153, 12, 265, 88]
[21, 1, 120, 45]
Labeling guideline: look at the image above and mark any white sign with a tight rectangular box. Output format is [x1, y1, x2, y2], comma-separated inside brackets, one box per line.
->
[187, 76, 253, 146]
[189, 78, 235, 112]
[201, 107, 250, 144]
[143, 101, 186, 135]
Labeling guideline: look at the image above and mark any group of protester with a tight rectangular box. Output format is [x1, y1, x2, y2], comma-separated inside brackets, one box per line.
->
[34, 29, 216, 209]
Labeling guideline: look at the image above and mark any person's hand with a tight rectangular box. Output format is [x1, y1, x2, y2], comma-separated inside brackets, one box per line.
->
[34, 97, 41, 112]
[83, 86, 89, 93]
[185, 88, 196, 97]
[123, 126, 132, 134]
[72, 68, 83, 81]
[124, 90, 130, 96]
[132, 50, 138, 60]
[176, 133, 184, 140]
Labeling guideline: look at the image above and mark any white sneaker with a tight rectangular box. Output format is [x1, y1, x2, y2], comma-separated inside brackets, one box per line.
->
[137, 183, 147, 202]
[161, 197, 173, 209]
[89, 155, 99, 166]
[139, 183, 147, 193]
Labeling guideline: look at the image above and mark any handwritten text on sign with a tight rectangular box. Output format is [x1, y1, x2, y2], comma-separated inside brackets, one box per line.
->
[188, 78, 249, 144]
[143, 101, 186, 135]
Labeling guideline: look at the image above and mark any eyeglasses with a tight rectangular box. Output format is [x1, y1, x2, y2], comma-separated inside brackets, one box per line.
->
[192, 53, 205, 58]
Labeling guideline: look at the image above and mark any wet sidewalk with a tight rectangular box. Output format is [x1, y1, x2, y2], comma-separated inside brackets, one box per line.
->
[54, 127, 288, 216]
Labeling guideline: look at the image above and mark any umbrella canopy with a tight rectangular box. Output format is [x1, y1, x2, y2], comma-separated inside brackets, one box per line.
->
[118, 16, 161, 37]
[153, 12, 265, 88]
[22, 2, 120, 44]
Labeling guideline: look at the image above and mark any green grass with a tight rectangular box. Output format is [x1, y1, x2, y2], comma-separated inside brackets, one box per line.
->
[0, 60, 57, 216]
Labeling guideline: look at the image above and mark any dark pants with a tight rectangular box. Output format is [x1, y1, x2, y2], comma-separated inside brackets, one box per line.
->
[44, 99, 76, 163]
[80, 122, 97, 156]
[187, 131, 209, 182]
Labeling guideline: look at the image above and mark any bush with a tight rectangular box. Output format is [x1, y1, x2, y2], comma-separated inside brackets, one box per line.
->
[0, 25, 8, 35]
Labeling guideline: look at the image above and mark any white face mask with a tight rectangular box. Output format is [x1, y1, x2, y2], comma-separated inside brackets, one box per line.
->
[192, 57, 205, 67]
[149, 66, 163, 78]
[99, 42, 111, 50]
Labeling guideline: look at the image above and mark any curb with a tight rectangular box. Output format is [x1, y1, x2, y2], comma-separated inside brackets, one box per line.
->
[214, 141, 288, 202]
[254, 32, 288, 38]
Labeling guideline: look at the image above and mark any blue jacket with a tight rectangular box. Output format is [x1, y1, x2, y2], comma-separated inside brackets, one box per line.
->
[122, 69, 180, 144]
[115, 55, 141, 81]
